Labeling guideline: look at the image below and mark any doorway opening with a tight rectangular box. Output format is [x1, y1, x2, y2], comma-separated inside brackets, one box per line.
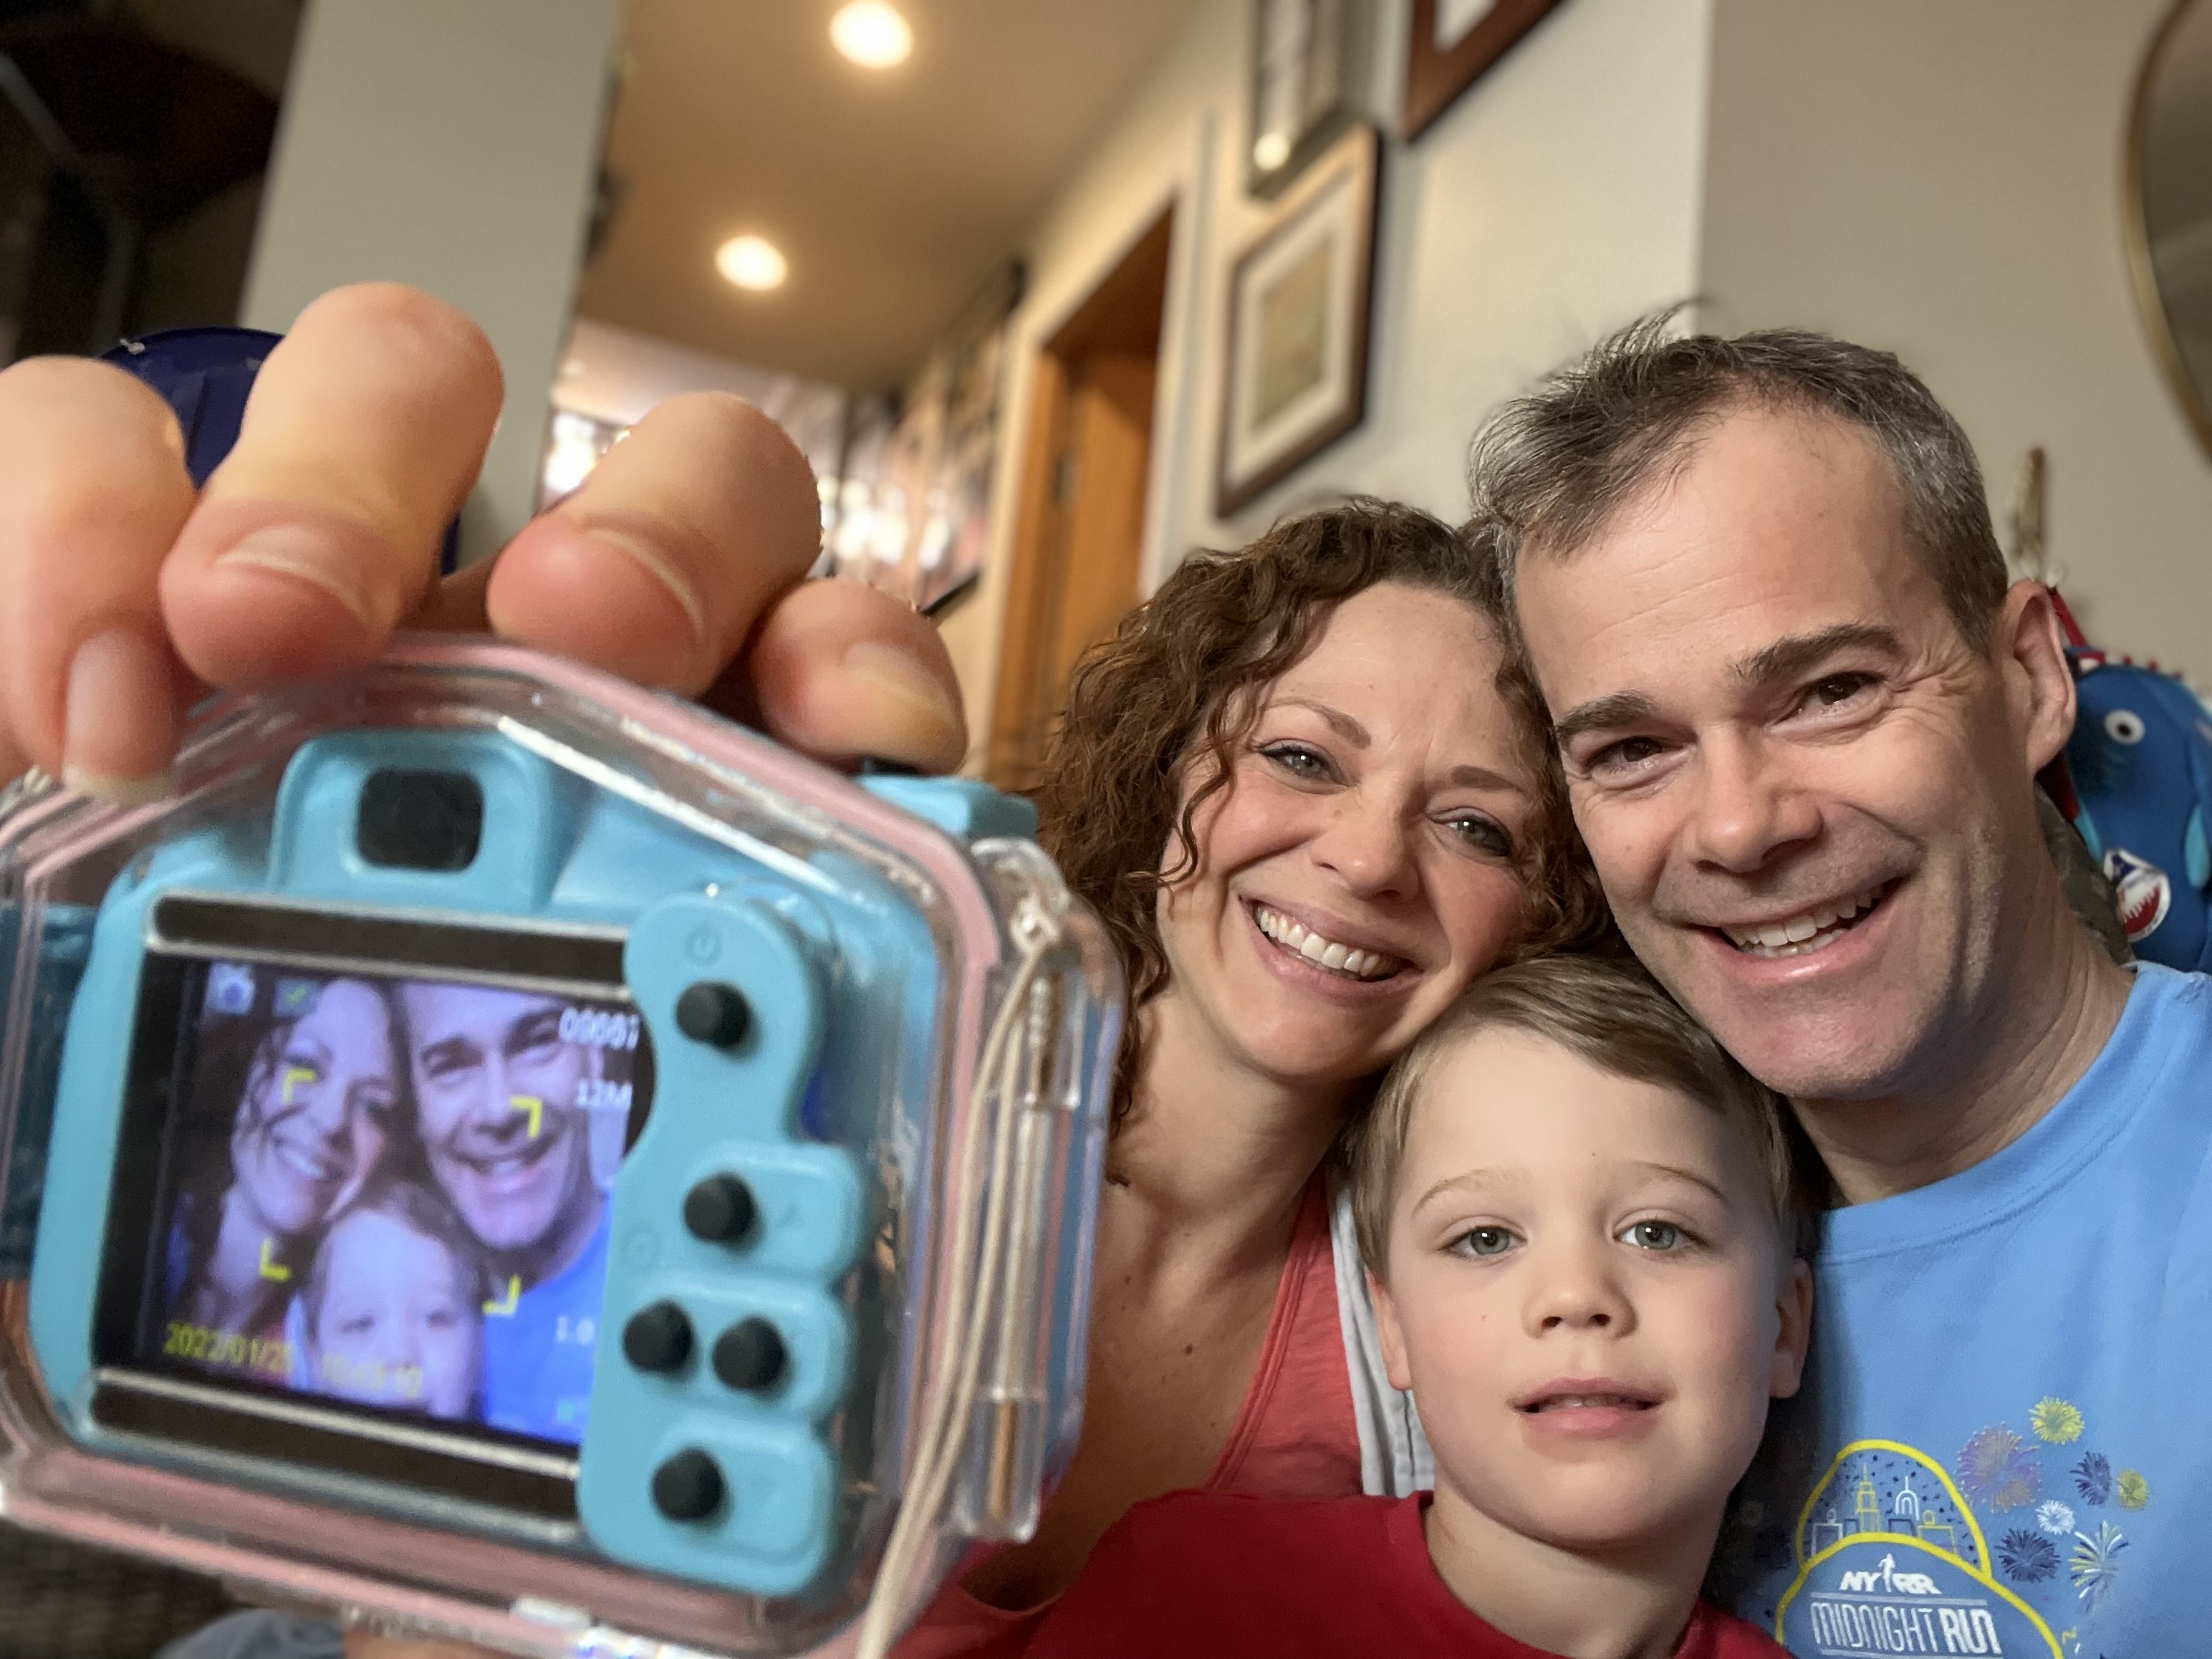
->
[986, 207, 1173, 790]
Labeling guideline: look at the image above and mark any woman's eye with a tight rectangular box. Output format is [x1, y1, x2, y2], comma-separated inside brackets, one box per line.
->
[1259, 743, 1332, 781]
[1452, 1225, 1517, 1257]
[1445, 813, 1512, 858]
[1620, 1219, 1683, 1251]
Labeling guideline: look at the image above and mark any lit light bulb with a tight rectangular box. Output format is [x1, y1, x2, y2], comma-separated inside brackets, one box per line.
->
[1253, 130, 1291, 171]
[716, 234, 788, 292]
[831, 1, 912, 69]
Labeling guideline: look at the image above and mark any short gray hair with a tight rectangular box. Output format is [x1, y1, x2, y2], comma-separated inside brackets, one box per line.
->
[1467, 314, 2009, 650]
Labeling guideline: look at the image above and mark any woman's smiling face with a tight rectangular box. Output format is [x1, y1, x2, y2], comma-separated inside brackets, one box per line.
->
[231, 979, 398, 1238]
[1155, 582, 1538, 1090]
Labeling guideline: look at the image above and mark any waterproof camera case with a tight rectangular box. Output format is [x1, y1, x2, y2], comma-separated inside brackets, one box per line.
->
[0, 336, 1119, 1658]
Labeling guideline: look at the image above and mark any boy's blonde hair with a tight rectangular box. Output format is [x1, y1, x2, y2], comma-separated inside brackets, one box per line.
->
[1346, 955, 1819, 1274]
[302, 1178, 491, 1329]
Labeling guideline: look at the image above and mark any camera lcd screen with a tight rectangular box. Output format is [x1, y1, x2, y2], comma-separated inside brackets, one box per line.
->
[110, 915, 653, 1458]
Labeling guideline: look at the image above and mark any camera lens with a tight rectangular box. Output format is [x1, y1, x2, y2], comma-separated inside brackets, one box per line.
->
[357, 769, 484, 871]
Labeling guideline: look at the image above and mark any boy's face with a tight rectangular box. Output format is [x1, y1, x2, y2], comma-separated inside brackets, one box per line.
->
[310, 1208, 480, 1420]
[1371, 1028, 1812, 1554]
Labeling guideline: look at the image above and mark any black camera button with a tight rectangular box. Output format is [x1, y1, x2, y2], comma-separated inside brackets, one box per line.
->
[650, 1449, 724, 1522]
[675, 980, 751, 1047]
[712, 1317, 787, 1393]
[622, 1301, 693, 1372]
[683, 1173, 759, 1244]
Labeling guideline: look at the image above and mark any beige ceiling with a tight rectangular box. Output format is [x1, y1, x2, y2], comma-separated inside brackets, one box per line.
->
[576, 0, 1200, 393]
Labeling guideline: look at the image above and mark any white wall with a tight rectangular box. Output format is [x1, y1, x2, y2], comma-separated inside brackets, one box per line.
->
[942, 0, 1717, 770]
[1698, 0, 2212, 675]
[242, 0, 621, 562]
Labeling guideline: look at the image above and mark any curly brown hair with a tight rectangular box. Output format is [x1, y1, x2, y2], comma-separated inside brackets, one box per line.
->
[1031, 499, 1608, 1122]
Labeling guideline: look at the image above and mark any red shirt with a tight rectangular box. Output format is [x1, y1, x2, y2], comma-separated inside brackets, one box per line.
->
[1026, 1492, 1789, 1659]
[895, 1173, 1359, 1659]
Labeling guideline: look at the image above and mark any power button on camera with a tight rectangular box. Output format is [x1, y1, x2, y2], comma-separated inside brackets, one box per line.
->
[675, 980, 750, 1047]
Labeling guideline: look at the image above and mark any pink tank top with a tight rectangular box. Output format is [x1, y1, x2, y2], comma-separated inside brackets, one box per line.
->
[893, 1173, 1360, 1659]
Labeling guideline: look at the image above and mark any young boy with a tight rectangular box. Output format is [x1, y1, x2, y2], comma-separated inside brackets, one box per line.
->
[299, 1178, 489, 1422]
[1027, 956, 1816, 1659]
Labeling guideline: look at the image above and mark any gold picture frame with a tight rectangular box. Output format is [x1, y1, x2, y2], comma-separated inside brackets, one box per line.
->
[1216, 122, 1382, 516]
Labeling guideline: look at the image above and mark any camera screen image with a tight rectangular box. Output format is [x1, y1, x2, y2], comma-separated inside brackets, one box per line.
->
[135, 958, 653, 1450]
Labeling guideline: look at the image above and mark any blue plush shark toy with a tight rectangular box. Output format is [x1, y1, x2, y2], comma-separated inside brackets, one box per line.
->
[2061, 633, 2212, 973]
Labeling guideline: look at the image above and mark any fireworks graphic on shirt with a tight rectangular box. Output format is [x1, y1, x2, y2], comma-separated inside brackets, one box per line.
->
[2037, 1500, 2077, 1536]
[2072, 1452, 2112, 1506]
[1957, 1423, 2042, 1511]
[2116, 1469, 2150, 1511]
[1999, 1528, 2061, 1584]
[2069, 1521, 2127, 1612]
[2030, 1397, 2085, 1444]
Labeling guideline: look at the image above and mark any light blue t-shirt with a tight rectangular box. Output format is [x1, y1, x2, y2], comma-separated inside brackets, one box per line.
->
[479, 1201, 610, 1444]
[1719, 963, 2212, 1658]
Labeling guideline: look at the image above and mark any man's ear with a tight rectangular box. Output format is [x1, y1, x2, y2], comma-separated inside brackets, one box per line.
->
[1368, 1266, 1415, 1394]
[1995, 580, 2077, 776]
[1770, 1258, 1815, 1400]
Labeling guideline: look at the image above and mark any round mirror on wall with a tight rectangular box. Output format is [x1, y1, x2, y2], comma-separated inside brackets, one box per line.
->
[2130, 0, 2212, 454]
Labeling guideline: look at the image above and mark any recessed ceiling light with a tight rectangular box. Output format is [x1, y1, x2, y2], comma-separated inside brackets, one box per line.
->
[831, 0, 912, 69]
[716, 234, 788, 292]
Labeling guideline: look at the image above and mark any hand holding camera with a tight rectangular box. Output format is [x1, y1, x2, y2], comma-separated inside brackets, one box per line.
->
[0, 297, 1117, 1659]
[0, 281, 968, 797]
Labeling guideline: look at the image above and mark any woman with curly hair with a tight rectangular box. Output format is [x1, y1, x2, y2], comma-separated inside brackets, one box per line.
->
[903, 499, 1602, 1655]
[165, 976, 405, 1358]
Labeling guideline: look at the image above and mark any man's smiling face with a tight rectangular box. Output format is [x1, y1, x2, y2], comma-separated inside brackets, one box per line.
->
[1512, 405, 2068, 1104]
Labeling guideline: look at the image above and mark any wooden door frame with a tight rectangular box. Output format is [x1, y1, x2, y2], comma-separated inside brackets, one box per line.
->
[960, 112, 1216, 777]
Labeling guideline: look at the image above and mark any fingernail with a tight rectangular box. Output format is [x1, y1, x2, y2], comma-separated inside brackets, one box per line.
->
[216, 523, 378, 629]
[842, 640, 965, 744]
[582, 526, 708, 643]
[62, 627, 177, 803]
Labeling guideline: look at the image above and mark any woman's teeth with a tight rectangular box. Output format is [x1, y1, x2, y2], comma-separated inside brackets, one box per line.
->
[1252, 905, 1397, 981]
[274, 1142, 337, 1182]
[1723, 883, 1888, 958]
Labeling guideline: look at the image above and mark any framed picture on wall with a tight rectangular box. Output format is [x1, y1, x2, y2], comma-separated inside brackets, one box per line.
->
[1247, 0, 1371, 198]
[1401, 0, 1565, 140]
[1216, 120, 1381, 516]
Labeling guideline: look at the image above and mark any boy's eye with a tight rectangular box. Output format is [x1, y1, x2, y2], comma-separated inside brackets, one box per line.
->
[1452, 1225, 1517, 1258]
[1620, 1219, 1683, 1251]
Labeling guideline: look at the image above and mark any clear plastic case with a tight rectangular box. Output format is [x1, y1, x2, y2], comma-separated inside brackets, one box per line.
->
[0, 637, 1120, 1658]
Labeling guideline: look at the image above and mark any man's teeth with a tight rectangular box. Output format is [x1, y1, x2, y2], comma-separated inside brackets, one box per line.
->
[1722, 884, 1887, 957]
[1252, 905, 1396, 981]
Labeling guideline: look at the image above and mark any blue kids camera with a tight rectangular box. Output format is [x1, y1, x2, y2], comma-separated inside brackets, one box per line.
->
[0, 332, 1120, 1658]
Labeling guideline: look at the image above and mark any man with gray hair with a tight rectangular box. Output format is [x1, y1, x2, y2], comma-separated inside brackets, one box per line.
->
[1477, 318, 2203, 1655]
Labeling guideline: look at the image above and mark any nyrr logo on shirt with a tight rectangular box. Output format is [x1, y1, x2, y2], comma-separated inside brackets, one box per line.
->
[1776, 1441, 2060, 1657]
